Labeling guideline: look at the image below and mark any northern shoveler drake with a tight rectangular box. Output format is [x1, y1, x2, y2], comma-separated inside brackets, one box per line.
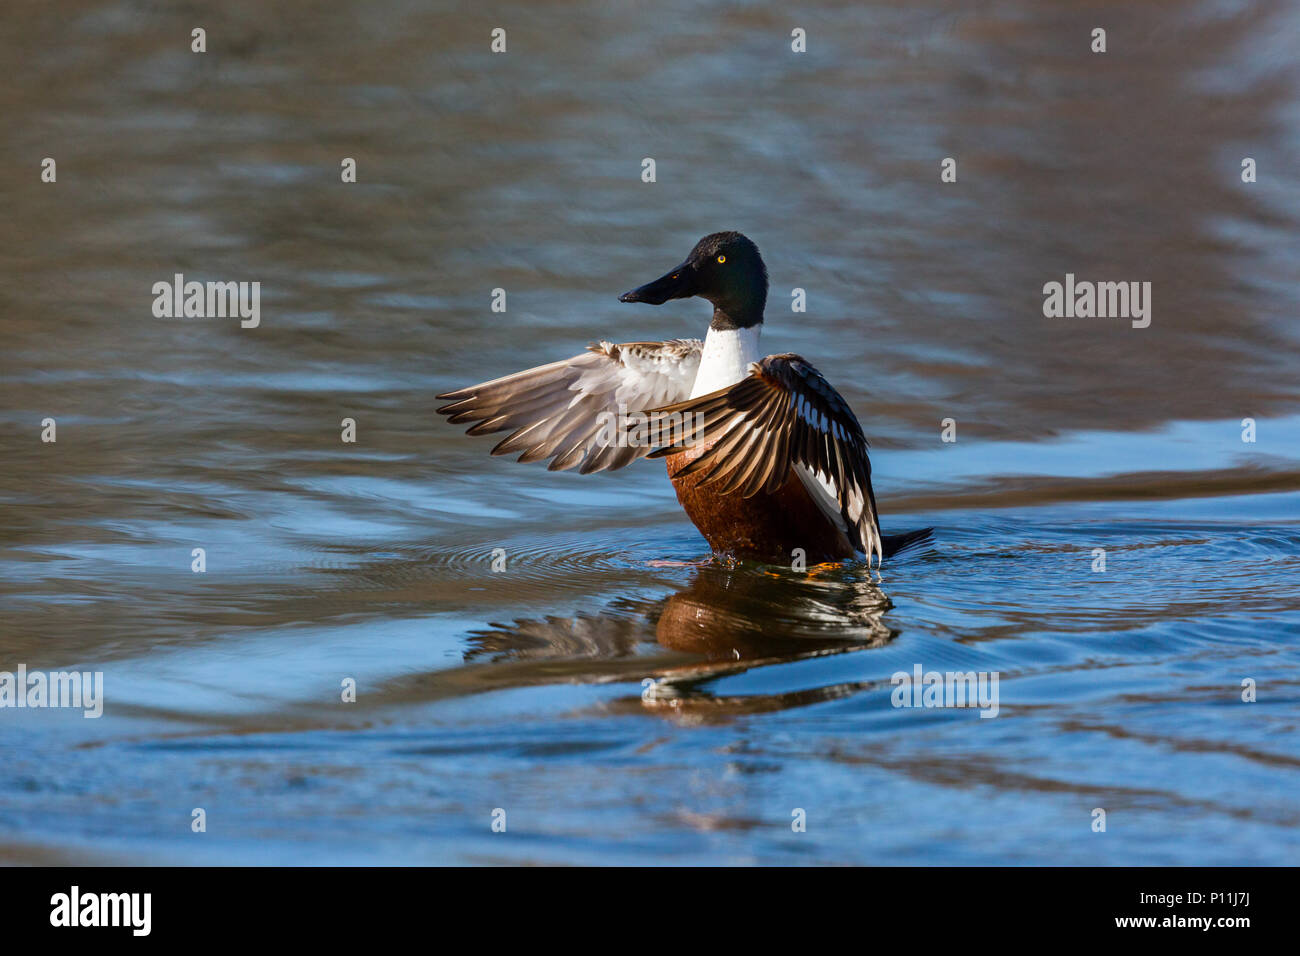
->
[436, 232, 930, 565]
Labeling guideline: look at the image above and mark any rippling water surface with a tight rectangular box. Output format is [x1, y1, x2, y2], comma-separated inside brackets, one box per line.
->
[2, 0, 1299, 864]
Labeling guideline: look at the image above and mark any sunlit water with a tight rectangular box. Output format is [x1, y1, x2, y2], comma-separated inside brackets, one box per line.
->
[1, 0, 1298, 864]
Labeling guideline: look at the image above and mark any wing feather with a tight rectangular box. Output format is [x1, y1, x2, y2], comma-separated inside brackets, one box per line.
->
[436, 340, 703, 473]
[648, 354, 883, 565]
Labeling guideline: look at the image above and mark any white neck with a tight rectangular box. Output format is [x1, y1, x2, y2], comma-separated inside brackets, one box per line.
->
[690, 324, 763, 397]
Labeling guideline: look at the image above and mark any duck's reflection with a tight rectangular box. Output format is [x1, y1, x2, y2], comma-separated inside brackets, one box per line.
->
[463, 564, 896, 718]
[652, 564, 892, 660]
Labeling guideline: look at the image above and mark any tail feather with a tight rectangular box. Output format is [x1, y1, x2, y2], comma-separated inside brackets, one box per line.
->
[881, 527, 933, 559]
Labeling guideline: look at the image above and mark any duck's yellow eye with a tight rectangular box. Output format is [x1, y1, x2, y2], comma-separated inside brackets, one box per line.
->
[716, 255, 726, 264]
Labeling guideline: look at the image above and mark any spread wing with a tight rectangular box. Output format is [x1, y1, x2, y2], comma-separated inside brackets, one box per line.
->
[647, 353, 883, 564]
[436, 339, 702, 473]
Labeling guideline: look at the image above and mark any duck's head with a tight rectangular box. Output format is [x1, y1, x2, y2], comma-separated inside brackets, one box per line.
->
[619, 231, 768, 330]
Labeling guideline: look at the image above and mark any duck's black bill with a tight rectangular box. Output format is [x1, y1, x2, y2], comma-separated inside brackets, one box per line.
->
[619, 263, 692, 304]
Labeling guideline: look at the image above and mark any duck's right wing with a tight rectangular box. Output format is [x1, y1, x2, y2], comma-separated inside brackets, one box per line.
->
[436, 339, 702, 473]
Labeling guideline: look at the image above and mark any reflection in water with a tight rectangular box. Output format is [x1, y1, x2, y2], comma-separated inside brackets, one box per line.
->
[652, 565, 892, 660]
[464, 564, 895, 717]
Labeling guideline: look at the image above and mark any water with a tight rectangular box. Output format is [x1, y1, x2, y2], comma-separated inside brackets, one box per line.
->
[1, 0, 1299, 865]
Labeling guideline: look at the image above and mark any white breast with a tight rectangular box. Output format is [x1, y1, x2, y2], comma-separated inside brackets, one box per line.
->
[689, 325, 763, 398]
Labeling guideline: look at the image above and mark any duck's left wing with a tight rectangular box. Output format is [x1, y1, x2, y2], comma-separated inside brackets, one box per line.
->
[647, 353, 882, 564]
[436, 339, 702, 473]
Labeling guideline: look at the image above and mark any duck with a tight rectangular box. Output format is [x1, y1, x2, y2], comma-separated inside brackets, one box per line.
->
[436, 232, 930, 565]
